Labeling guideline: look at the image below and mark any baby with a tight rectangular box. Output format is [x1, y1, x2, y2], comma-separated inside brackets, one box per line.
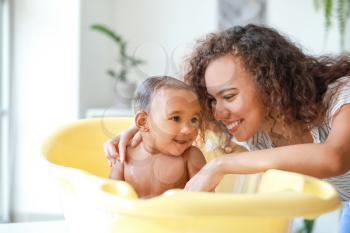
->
[109, 76, 207, 198]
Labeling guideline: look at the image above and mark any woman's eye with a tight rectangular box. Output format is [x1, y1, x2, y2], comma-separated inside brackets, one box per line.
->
[224, 95, 235, 101]
[171, 116, 180, 122]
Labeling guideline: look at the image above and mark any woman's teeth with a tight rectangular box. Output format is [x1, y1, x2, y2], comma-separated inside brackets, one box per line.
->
[227, 120, 242, 130]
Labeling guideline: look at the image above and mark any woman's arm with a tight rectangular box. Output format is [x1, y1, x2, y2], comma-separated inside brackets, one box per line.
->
[103, 125, 141, 164]
[218, 143, 347, 178]
[185, 105, 350, 192]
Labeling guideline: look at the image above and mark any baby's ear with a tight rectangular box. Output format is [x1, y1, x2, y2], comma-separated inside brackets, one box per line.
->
[135, 111, 149, 132]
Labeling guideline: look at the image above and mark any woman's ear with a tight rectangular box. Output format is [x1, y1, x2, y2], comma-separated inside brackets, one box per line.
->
[135, 111, 149, 132]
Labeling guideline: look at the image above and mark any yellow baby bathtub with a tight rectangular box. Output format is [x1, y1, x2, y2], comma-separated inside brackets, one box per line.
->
[42, 117, 340, 233]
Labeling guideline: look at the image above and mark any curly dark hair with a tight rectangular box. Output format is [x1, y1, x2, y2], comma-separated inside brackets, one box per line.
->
[184, 24, 350, 139]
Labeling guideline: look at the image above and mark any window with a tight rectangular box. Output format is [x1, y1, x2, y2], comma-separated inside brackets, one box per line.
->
[0, 0, 10, 223]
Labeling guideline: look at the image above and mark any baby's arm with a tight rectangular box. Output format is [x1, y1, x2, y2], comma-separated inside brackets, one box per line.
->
[109, 161, 125, 180]
[185, 146, 207, 178]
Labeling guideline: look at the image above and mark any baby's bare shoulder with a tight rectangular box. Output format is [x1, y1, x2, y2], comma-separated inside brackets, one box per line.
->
[183, 146, 206, 178]
[126, 144, 145, 160]
[183, 146, 205, 162]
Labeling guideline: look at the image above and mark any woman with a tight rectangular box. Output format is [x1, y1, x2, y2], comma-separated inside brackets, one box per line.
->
[103, 24, 350, 232]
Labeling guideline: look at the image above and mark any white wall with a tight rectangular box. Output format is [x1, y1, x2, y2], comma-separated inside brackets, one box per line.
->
[111, 0, 218, 77]
[79, 0, 218, 117]
[1, 0, 11, 223]
[267, 0, 349, 55]
[11, 0, 80, 221]
[79, 0, 116, 117]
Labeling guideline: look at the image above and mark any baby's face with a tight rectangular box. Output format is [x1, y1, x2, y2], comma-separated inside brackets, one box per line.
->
[147, 88, 201, 156]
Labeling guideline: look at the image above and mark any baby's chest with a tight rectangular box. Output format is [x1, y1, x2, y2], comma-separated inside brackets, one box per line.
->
[123, 156, 188, 189]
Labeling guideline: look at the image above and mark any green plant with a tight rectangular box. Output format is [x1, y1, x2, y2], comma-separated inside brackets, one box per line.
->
[297, 219, 315, 233]
[91, 24, 145, 82]
[313, 0, 350, 50]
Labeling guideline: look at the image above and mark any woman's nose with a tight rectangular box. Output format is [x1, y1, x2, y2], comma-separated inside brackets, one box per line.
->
[214, 103, 229, 120]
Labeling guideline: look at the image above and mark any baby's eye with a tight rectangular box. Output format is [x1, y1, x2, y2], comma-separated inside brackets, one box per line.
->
[190, 116, 199, 124]
[171, 116, 181, 122]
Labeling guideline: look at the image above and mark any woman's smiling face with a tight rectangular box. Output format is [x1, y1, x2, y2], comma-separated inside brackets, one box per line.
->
[204, 55, 266, 141]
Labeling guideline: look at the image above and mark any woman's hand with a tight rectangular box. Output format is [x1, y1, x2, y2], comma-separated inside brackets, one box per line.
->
[103, 125, 141, 166]
[184, 157, 225, 192]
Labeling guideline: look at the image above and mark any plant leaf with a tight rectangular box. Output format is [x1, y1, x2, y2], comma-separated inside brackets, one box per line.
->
[338, 0, 346, 50]
[314, 0, 321, 10]
[118, 70, 127, 82]
[304, 219, 315, 233]
[107, 69, 116, 78]
[324, 0, 333, 31]
[91, 23, 146, 81]
[91, 24, 124, 44]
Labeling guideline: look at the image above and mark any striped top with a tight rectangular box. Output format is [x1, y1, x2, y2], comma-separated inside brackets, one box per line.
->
[235, 76, 350, 201]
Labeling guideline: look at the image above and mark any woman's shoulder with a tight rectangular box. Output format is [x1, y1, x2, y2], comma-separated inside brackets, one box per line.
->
[327, 76, 350, 88]
[325, 76, 350, 121]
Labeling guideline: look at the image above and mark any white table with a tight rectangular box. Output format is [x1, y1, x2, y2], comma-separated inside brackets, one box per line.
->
[0, 221, 69, 233]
